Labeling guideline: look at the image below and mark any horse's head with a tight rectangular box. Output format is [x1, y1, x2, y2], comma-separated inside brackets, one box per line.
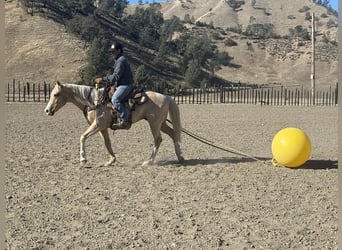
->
[44, 81, 67, 116]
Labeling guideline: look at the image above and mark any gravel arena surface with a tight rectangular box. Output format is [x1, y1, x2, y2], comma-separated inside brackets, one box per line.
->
[5, 103, 338, 249]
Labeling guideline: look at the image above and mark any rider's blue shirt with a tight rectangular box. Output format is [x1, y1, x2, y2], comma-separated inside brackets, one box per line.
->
[103, 53, 134, 87]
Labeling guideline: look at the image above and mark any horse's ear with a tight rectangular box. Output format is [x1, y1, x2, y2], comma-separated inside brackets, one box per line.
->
[57, 81, 62, 86]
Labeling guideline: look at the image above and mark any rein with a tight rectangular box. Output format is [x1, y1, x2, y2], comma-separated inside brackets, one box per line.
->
[82, 87, 95, 118]
[167, 119, 267, 164]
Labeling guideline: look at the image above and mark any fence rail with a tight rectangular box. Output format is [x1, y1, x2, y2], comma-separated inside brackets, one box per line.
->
[171, 85, 338, 106]
[5, 80, 338, 106]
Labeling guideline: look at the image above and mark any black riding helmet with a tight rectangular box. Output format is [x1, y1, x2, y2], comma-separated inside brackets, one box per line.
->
[108, 42, 123, 53]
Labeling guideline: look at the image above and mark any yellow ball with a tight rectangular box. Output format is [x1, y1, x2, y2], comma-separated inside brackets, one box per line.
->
[271, 127, 311, 168]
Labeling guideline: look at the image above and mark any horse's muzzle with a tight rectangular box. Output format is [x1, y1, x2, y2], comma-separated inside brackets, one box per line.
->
[45, 108, 55, 116]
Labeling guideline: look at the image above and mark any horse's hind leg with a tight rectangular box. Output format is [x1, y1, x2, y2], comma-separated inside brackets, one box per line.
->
[80, 122, 101, 166]
[143, 121, 162, 166]
[161, 121, 184, 163]
[99, 129, 116, 167]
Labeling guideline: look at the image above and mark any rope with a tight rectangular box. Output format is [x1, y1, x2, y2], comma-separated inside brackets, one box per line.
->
[167, 119, 267, 164]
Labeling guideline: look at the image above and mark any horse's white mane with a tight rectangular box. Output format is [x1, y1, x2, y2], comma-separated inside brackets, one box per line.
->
[64, 84, 99, 105]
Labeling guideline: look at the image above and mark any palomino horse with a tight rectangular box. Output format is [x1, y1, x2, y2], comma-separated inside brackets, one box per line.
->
[44, 82, 184, 167]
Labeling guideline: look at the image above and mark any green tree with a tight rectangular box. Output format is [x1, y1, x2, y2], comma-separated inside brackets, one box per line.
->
[98, 0, 128, 18]
[182, 35, 214, 71]
[80, 38, 111, 85]
[66, 15, 105, 47]
[152, 16, 184, 62]
[154, 38, 168, 64]
[216, 51, 233, 66]
[181, 35, 234, 85]
[289, 25, 310, 40]
[244, 23, 275, 38]
[64, 0, 94, 14]
[124, 5, 164, 49]
[183, 14, 191, 23]
[185, 60, 201, 87]
[160, 15, 183, 41]
[134, 65, 151, 87]
[208, 51, 233, 84]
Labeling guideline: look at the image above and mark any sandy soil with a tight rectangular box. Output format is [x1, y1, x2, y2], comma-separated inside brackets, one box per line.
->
[5, 103, 338, 249]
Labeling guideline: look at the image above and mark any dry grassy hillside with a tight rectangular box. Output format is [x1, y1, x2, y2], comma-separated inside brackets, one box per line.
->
[5, 0, 87, 83]
[158, 0, 338, 88]
[5, 0, 338, 89]
[214, 34, 337, 88]
[158, 0, 337, 38]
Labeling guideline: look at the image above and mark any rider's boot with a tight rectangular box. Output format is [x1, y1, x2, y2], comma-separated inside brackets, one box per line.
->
[111, 120, 131, 130]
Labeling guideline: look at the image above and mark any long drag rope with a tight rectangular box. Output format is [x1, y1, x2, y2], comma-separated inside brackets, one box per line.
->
[167, 119, 266, 164]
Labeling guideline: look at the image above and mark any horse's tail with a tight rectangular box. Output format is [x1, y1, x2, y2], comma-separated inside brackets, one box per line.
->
[168, 97, 182, 143]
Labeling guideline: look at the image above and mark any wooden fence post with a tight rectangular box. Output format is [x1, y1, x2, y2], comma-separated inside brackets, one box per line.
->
[329, 86, 332, 106]
[12, 80, 15, 102]
[198, 88, 201, 104]
[18, 81, 21, 102]
[199, 88, 202, 104]
[252, 88, 256, 104]
[38, 83, 41, 102]
[335, 83, 338, 106]
[220, 86, 223, 103]
[260, 88, 263, 104]
[276, 89, 280, 106]
[284, 88, 287, 106]
[33, 83, 36, 102]
[24, 86, 26, 102]
[44, 82, 47, 102]
[27, 82, 30, 96]
[7, 83, 9, 102]
[244, 88, 246, 104]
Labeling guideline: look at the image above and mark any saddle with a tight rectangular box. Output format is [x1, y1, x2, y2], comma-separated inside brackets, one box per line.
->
[100, 86, 147, 125]
[125, 86, 148, 107]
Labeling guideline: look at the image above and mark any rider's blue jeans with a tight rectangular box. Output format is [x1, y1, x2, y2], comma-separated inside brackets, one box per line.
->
[111, 84, 134, 122]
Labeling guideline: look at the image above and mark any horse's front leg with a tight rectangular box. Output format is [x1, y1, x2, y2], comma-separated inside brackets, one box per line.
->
[99, 129, 116, 167]
[80, 121, 101, 167]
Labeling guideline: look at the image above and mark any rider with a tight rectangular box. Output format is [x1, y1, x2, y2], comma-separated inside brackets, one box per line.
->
[95, 42, 135, 130]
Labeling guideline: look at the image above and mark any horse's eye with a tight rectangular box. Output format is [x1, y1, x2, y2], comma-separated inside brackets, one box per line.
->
[54, 93, 60, 97]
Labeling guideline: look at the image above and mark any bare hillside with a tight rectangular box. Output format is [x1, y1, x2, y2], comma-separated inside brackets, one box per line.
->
[130, 0, 338, 88]
[214, 34, 338, 87]
[5, 0, 87, 83]
[158, 0, 337, 39]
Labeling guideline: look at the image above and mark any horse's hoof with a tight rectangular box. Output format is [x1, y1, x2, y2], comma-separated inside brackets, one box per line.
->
[142, 160, 154, 166]
[104, 162, 113, 167]
[80, 160, 88, 167]
[104, 158, 116, 167]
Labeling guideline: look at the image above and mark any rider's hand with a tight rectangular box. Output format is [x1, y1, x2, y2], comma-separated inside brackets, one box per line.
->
[95, 77, 102, 84]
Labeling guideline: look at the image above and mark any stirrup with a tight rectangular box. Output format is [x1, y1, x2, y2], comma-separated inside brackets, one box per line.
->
[111, 121, 131, 130]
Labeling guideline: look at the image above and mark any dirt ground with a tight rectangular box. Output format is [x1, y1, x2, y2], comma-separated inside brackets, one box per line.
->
[5, 103, 338, 249]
